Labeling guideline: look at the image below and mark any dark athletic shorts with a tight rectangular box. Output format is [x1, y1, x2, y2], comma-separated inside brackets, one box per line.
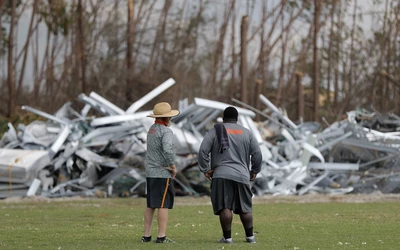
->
[146, 177, 174, 209]
[210, 178, 252, 215]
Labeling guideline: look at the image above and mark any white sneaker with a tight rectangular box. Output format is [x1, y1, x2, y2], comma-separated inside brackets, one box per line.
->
[218, 237, 233, 244]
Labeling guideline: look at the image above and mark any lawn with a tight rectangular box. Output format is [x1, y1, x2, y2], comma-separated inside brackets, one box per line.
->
[0, 196, 399, 250]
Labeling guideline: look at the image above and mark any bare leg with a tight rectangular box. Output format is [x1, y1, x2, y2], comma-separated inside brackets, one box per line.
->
[157, 208, 169, 237]
[239, 212, 254, 236]
[219, 208, 233, 238]
[144, 207, 155, 237]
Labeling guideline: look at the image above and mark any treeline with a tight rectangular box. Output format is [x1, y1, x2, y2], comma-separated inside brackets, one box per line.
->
[0, 0, 399, 125]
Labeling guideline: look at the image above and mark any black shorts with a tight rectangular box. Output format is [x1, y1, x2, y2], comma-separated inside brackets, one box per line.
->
[210, 178, 252, 215]
[146, 177, 174, 209]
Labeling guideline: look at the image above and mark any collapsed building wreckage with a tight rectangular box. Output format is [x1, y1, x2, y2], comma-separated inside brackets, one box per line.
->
[1, 78, 400, 199]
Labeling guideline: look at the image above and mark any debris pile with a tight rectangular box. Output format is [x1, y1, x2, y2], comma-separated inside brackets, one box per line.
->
[1, 78, 400, 199]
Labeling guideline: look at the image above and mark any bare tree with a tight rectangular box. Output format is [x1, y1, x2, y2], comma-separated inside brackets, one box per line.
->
[16, 0, 38, 101]
[326, 0, 337, 105]
[208, 0, 234, 99]
[126, 0, 135, 102]
[78, 0, 87, 94]
[312, 0, 320, 121]
[0, 0, 6, 55]
[240, 15, 248, 104]
[148, 0, 172, 75]
[348, 0, 357, 98]
[7, 0, 16, 117]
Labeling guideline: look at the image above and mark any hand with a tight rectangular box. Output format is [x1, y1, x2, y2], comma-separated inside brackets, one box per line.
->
[250, 171, 257, 181]
[204, 169, 214, 180]
[166, 165, 177, 179]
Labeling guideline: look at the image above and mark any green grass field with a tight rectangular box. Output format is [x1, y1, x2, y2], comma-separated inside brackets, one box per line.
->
[0, 196, 399, 250]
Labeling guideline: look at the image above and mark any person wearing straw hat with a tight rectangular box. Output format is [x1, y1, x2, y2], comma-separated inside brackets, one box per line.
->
[141, 102, 180, 244]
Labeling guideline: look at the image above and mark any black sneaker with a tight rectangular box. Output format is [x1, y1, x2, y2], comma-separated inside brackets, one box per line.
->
[141, 236, 152, 242]
[155, 236, 174, 243]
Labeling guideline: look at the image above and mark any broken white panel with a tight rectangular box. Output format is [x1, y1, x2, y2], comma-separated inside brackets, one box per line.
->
[54, 102, 82, 120]
[188, 122, 205, 141]
[281, 128, 296, 142]
[75, 148, 107, 164]
[81, 104, 91, 117]
[241, 116, 264, 144]
[90, 111, 152, 127]
[268, 160, 307, 195]
[78, 94, 111, 115]
[178, 98, 189, 112]
[6, 122, 18, 141]
[82, 124, 140, 144]
[195, 109, 221, 131]
[302, 142, 325, 163]
[173, 103, 198, 124]
[54, 142, 80, 170]
[49, 125, 71, 158]
[260, 143, 273, 161]
[21, 121, 60, 148]
[285, 160, 308, 183]
[194, 98, 256, 117]
[259, 94, 298, 130]
[308, 162, 359, 171]
[364, 128, 400, 142]
[27, 178, 41, 196]
[126, 78, 176, 114]
[170, 124, 202, 155]
[317, 131, 353, 152]
[192, 108, 217, 125]
[298, 171, 329, 195]
[22, 106, 70, 125]
[0, 149, 51, 184]
[89, 92, 125, 115]
[299, 134, 318, 166]
[317, 128, 346, 141]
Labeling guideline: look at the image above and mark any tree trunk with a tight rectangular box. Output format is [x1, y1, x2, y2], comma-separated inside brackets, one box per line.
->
[78, 0, 87, 94]
[17, 0, 38, 101]
[276, 11, 288, 106]
[209, 0, 234, 99]
[327, 0, 337, 105]
[312, 0, 320, 121]
[256, 0, 267, 121]
[126, 0, 135, 102]
[7, 0, 16, 118]
[240, 15, 248, 104]
[296, 71, 304, 122]
[348, 0, 357, 100]
[0, 0, 5, 47]
[148, 0, 172, 75]
[229, 0, 236, 103]
[334, 1, 342, 112]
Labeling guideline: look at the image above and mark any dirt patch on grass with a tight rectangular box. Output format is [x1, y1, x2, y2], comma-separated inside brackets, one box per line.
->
[252, 193, 400, 204]
[2, 193, 400, 204]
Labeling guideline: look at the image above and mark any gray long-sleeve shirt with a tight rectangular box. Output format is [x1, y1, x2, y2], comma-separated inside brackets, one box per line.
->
[145, 123, 176, 178]
[198, 122, 262, 185]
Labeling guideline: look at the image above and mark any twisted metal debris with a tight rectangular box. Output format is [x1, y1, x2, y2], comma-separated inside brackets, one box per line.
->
[1, 78, 400, 199]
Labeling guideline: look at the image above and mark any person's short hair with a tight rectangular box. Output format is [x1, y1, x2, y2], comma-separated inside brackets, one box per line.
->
[223, 106, 238, 121]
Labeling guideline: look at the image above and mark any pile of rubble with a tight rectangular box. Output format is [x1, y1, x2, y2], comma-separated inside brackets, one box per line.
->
[1, 78, 400, 199]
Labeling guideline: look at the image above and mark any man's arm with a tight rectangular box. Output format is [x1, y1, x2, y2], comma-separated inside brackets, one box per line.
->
[249, 134, 263, 175]
[198, 129, 215, 173]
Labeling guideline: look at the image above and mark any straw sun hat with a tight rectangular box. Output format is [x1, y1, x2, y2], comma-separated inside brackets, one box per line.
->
[147, 102, 180, 118]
